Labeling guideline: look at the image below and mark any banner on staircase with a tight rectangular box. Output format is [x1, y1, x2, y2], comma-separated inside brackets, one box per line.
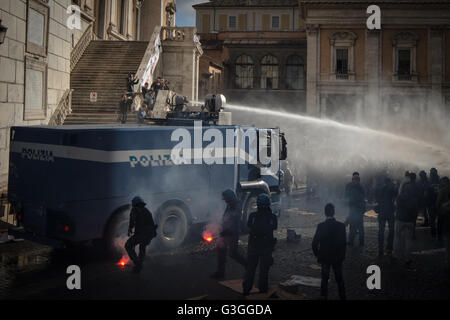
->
[141, 34, 161, 86]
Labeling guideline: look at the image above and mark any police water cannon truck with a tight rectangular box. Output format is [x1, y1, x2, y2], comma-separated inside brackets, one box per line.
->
[8, 94, 287, 253]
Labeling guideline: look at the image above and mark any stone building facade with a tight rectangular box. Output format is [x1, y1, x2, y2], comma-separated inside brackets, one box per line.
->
[0, 0, 173, 193]
[302, 0, 450, 139]
[194, 0, 307, 112]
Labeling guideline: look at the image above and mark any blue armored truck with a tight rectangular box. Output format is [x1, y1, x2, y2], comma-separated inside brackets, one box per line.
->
[8, 119, 287, 252]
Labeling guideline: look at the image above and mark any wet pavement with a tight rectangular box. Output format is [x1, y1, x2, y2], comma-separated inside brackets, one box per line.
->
[1, 191, 449, 300]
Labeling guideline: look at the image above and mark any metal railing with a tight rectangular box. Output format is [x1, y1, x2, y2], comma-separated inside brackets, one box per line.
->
[48, 89, 73, 126]
[70, 23, 95, 71]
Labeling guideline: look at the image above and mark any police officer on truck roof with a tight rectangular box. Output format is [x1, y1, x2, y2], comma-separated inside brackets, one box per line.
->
[242, 193, 278, 296]
[125, 196, 158, 273]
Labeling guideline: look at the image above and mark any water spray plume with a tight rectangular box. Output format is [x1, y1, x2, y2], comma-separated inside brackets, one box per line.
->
[225, 103, 450, 175]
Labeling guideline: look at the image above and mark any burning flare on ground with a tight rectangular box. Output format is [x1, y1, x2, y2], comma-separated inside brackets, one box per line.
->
[203, 232, 214, 243]
[117, 255, 130, 268]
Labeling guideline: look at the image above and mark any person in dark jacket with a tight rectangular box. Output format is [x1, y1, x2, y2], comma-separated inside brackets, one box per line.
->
[243, 194, 277, 296]
[125, 196, 157, 273]
[211, 190, 247, 279]
[345, 172, 366, 246]
[375, 177, 397, 257]
[119, 92, 130, 124]
[151, 77, 163, 98]
[436, 177, 450, 271]
[429, 168, 441, 239]
[394, 173, 420, 268]
[417, 171, 430, 227]
[312, 203, 346, 300]
[127, 73, 139, 95]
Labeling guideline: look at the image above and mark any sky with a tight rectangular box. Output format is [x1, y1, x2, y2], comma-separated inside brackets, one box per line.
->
[176, 0, 207, 26]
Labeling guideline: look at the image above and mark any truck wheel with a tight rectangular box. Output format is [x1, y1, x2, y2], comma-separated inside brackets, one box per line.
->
[105, 207, 130, 260]
[157, 205, 188, 249]
[242, 193, 259, 234]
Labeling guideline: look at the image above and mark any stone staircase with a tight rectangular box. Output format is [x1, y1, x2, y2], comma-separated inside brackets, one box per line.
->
[65, 40, 149, 125]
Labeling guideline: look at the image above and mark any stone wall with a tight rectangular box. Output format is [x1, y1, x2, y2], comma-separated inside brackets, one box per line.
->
[0, 0, 72, 192]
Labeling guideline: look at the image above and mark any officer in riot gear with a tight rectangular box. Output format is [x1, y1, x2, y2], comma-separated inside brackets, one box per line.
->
[125, 196, 158, 273]
[243, 194, 278, 296]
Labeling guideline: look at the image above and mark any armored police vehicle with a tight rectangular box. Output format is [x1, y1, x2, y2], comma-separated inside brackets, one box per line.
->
[8, 95, 287, 253]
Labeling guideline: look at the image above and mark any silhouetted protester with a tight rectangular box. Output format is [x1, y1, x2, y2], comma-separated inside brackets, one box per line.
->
[127, 73, 139, 97]
[429, 168, 441, 239]
[125, 196, 157, 273]
[375, 177, 397, 257]
[417, 170, 430, 227]
[151, 77, 163, 98]
[281, 161, 294, 208]
[394, 173, 420, 268]
[211, 190, 247, 279]
[312, 203, 347, 300]
[399, 171, 411, 194]
[436, 177, 450, 272]
[345, 172, 366, 246]
[243, 194, 277, 296]
[119, 93, 129, 124]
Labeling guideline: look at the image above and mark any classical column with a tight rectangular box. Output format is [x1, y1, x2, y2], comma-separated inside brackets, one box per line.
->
[306, 24, 320, 116]
[429, 27, 444, 110]
[365, 29, 381, 123]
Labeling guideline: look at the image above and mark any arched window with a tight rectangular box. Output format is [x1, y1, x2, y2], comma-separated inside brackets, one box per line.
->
[235, 55, 254, 89]
[286, 55, 304, 90]
[261, 55, 279, 89]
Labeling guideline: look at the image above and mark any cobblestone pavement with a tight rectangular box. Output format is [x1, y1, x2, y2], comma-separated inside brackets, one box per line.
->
[1, 192, 449, 300]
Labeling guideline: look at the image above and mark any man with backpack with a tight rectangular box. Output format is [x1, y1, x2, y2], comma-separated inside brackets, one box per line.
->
[375, 177, 398, 257]
[243, 194, 278, 296]
[125, 196, 158, 273]
[436, 177, 450, 272]
[429, 168, 441, 239]
[345, 172, 366, 246]
[394, 173, 420, 268]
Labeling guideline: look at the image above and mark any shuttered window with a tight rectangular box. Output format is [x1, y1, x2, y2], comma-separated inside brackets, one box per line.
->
[281, 14, 290, 31]
[238, 14, 247, 31]
[202, 14, 210, 33]
[218, 14, 227, 31]
[262, 14, 270, 31]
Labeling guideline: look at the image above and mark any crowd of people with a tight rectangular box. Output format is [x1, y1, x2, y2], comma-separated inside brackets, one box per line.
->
[119, 74, 170, 124]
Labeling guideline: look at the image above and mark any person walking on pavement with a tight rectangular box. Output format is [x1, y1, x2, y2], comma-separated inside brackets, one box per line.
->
[243, 194, 278, 296]
[345, 172, 366, 246]
[211, 190, 247, 279]
[312, 203, 347, 300]
[125, 196, 158, 273]
[436, 177, 450, 273]
[429, 168, 441, 240]
[375, 177, 398, 257]
[417, 171, 430, 227]
[394, 173, 420, 269]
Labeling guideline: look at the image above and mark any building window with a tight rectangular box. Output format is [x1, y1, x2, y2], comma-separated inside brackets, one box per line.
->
[286, 55, 304, 90]
[272, 16, 280, 29]
[26, 0, 50, 57]
[397, 49, 411, 80]
[117, 0, 127, 35]
[329, 31, 357, 80]
[336, 49, 349, 79]
[24, 57, 47, 120]
[235, 55, 254, 89]
[261, 55, 279, 89]
[392, 32, 418, 82]
[229, 16, 237, 29]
